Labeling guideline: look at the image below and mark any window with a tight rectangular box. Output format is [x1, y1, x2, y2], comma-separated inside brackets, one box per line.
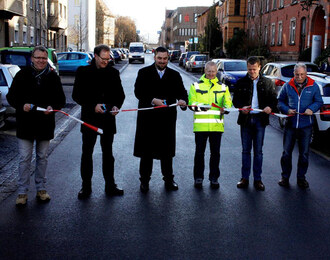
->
[266, 0, 269, 12]
[235, 0, 241, 15]
[74, 0, 80, 6]
[251, 28, 255, 38]
[234, 27, 240, 35]
[277, 21, 282, 45]
[30, 26, 34, 45]
[194, 13, 198, 23]
[42, 30, 46, 45]
[264, 25, 268, 44]
[30, 0, 33, 9]
[279, 0, 284, 8]
[60, 4, 63, 18]
[271, 23, 275, 45]
[74, 15, 79, 27]
[50, 2, 55, 16]
[179, 14, 182, 23]
[64, 6, 67, 19]
[289, 19, 296, 44]
[247, 0, 251, 16]
[272, 0, 277, 9]
[252, 0, 256, 16]
[14, 23, 19, 43]
[23, 25, 27, 44]
[36, 0, 39, 11]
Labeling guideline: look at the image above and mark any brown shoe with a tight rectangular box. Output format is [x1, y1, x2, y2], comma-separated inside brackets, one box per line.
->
[278, 177, 289, 187]
[237, 178, 249, 188]
[254, 180, 265, 191]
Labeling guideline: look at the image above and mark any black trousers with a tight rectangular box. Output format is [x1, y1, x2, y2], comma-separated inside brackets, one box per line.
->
[139, 156, 174, 184]
[194, 132, 222, 181]
[81, 131, 115, 188]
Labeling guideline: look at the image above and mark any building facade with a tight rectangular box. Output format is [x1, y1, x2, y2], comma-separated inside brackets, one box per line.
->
[245, 0, 329, 60]
[67, 0, 95, 51]
[96, 0, 115, 47]
[0, 0, 68, 51]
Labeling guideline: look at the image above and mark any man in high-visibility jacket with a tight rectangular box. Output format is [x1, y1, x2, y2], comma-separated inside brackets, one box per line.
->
[188, 61, 232, 189]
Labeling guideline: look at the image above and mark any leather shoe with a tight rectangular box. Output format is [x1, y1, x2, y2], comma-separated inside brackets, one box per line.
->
[140, 183, 149, 193]
[194, 179, 203, 189]
[297, 179, 309, 189]
[278, 177, 289, 187]
[78, 188, 91, 199]
[237, 178, 249, 188]
[105, 186, 124, 196]
[165, 180, 178, 191]
[210, 180, 220, 189]
[254, 180, 265, 191]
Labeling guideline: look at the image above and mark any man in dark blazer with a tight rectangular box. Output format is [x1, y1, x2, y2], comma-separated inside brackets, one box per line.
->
[72, 44, 125, 199]
[134, 46, 188, 193]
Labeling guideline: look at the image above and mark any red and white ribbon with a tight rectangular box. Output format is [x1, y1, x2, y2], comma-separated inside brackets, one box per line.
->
[36, 107, 103, 134]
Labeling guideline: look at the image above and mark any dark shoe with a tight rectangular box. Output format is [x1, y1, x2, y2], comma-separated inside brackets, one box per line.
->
[140, 183, 149, 193]
[278, 177, 290, 187]
[194, 178, 203, 189]
[297, 179, 309, 189]
[210, 180, 220, 189]
[237, 178, 249, 189]
[78, 188, 91, 199]
[105, 186, 124, 196]
[254, 180, 265, 191]
[165, 180, 179, 191]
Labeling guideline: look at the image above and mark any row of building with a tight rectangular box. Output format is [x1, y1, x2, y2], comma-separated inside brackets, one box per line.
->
[159, 0, 330, 60]
[0, 0, 115, 52]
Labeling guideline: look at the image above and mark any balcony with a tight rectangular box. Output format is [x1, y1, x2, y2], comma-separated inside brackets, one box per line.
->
[0, 0, 24, 19]
[48, 2, 66, 30]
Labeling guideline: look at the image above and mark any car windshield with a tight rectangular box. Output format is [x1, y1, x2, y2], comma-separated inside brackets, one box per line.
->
[187, 52, 199, 58]
[195, 56, 206, 61]
[130, 47, 143, 52]
[0, 69, 7, 86]
[4, 54, 30, 67]
[224, 62, 247, 71]
[281, 64, 319, 77]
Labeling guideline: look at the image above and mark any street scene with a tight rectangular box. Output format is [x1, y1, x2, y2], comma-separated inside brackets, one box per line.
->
[1, 53, 330, 259]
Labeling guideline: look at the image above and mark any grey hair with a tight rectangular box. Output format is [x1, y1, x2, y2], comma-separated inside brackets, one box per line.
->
[32, 46, 48, 56]
[294, 63, 307, 73]
[205, 61, 217, 70]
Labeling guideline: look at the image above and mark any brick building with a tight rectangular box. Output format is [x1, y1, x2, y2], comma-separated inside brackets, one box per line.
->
[245, 0, 330, 60]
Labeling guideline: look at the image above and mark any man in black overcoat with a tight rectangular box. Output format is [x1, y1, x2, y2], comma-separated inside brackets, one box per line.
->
[134, 46, 188, 193]
[72, 44, 125, 199]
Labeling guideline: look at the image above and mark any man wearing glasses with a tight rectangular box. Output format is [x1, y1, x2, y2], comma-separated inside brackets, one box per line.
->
[7, 46, 66, 205]
[72, 44, 125, 199]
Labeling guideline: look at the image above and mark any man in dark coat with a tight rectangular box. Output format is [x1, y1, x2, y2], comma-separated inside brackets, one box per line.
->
[134, 46, 188, 193]
[233, 56, 277, 191]
[72, 44, 125, 199]
[7, 46, 66, 205]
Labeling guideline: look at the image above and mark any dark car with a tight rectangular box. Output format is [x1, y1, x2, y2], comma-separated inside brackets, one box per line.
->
[0, 47, 59, 73]
[111, 49, 122, 63]
[183, 51, 200, 68]
[169, 50, 180, 62]
[179, 53, 186, 66]
[217, 59, 247, 92]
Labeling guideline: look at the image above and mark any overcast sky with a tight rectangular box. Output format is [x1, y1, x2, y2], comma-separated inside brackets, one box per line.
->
[106, 0, 215, 43]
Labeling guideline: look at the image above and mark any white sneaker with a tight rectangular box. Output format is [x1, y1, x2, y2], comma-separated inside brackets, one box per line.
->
[36, 190, 51, 202]
[16, 194, 28, 205]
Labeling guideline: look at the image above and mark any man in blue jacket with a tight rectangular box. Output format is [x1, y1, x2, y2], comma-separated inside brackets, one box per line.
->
[278, 63, 323, 188]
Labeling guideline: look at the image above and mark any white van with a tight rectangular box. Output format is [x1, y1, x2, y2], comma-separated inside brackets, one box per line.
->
[128, 42, 145, 64]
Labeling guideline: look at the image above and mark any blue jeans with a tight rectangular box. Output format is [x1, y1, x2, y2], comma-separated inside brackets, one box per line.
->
[281, 125, 312, 179]
[240, 116, 266, 181]
[17, 138, 50, 194]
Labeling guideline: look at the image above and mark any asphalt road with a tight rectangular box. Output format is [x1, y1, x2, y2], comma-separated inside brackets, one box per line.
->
[1, 55, 330, 259]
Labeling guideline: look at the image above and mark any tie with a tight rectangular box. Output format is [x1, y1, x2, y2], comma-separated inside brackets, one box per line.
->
[159, 71, 163, 79]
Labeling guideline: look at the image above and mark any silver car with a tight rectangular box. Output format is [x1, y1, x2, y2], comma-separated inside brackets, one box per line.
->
[0, 64, 21, 115]
[185, 54, 207, 72]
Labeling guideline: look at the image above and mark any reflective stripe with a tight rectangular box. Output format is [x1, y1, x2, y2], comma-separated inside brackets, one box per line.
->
[194, 118, 223, 123]
[195, 110, 221, 115]
[194, 82, 200, 90]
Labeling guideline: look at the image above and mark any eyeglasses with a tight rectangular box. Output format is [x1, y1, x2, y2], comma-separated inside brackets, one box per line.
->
[33, 56, 48, 60]
[96, 55, 111, 62]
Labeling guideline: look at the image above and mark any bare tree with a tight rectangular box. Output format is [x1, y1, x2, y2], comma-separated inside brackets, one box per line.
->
[115, 16, 137, 47]
[68, 3, 88, 51]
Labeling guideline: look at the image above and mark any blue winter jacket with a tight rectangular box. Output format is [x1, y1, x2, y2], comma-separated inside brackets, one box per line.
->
[278, 76, 323, 129]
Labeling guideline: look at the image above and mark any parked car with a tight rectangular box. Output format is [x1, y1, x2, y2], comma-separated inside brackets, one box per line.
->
[179, 53, 186, 66]
[261, 61, 320, 96]
[113, 48, 126, 59]
[0, 64, 21, 115]
[57, 51, 91, 74]
[169, 50, 181, 62]
[217, 59, 247, 92]
[185, 54, 207, 72]
[0, 46, 59, 73]
[0, 91, 6, 128]
[183, 51, 200, 68]
[111, 49, 122, 63]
